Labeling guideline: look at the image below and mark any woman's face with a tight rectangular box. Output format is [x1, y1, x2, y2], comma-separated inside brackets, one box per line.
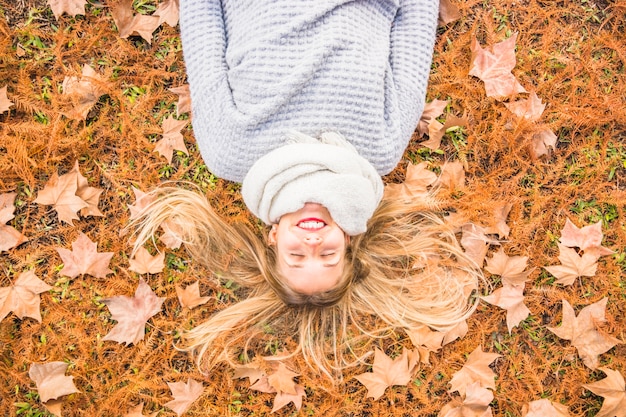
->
[269, 203, 348, 295]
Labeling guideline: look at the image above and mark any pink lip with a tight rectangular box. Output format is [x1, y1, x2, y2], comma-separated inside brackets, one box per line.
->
[297, 217, 326, 231]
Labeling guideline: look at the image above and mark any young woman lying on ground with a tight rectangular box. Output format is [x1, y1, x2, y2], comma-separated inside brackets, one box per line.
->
[131, 0, 482, 377]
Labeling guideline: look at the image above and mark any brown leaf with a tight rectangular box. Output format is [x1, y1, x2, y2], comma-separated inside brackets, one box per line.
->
[154, 116, 189, 163]
[442, 320, 469, 346]
[460, 223, 499, 267]
[267, 363, 299, 395]
[482, 283, 530, 332]
[438, 0, 461, 26]
[47, 0, 87, 19]
[129, 247, 165, 275]
[128, 188, 155, 221]
[354, 348, 412, 400]
[28, 361, 79, 403]
[112, 0, 161, 43]
[559, 218, 613, 259]
[0, 85, 14, 113]
[0, 192, 17, 224]
[438, 161, 465, 190]
[485, 247, 532, 285]
[384, 162, 437, 200]
[249, 375, 277, 394]
[504, 92, 545, 122]
[544, 244, 598, 286]
[469, 33, 527, 99]
[102, 279, 165, 345]
[160, 219, 184, 249]
[169, 84, 191, 117]
[164, 378, 204, 417]
[530, 128, 557, 158]
[124, 402, 159, 417]
[548, 298, 621, 369]
[34, 171, 88, 225]
[62, 64, 106, 120]
[155, 0, 179, 27]
[439, 382, 493, 417]
[406, 324, 445, 363]
[583, 368, 626, 417]
[483, 202, 512, 239]
[271, 384, 306, 413]
[418, 99, 448, 136]
[232, 363, 266, 385]
[0, 270, 51, 323]
[57, 233, 114, 279]
[521, 398, 570, 417]
[176, 281, 210, 309]
[0, 192, 28, 252]
[70, 161, 104, 217]
[448, 346, 501, 396]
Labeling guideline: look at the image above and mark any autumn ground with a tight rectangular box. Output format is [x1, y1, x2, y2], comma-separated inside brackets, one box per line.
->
[1, 0, 625, 416]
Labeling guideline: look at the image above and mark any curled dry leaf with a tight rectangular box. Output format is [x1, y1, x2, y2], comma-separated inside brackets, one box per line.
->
[154, 116, 189, 163]
[0, 85, 14, 113]
[47, 0, 87, 19]
[481, 283, 530, 333]
[548, 298, 621, 370]
[0, 192, 28, 252]
[406, 324, 445, 365]
[460, 223, 499, 268]
[354, 348, 413, 400]
[176, 281, 210, 309]
[28, 361, 79, 403]
[70, 161, 104, 217]
[0, 270, 52, 323]
[62, 64, 106, 120]
[102, 279, 165, 345]
[469, 33, 527, 100]
[530, 128, 557, 158]
[164, 378, 204, 417]
[521, 398, 570, 417]
[169, 84, 191, 117]
[448, 346, 501, 396]
[129, 247, 165, 275]
[544, 244, 598, 286]
[57, 232, 114, 279]
[582, 367, 626, 417]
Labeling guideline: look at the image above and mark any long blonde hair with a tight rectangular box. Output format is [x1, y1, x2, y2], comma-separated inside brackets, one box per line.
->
[130, 185, 481, 378]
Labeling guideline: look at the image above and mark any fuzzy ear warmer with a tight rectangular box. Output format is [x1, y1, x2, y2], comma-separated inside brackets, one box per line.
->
[241, 132, 384, 236]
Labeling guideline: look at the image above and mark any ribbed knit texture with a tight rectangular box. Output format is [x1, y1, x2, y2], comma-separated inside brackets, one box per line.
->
[180, 0, 439, 183]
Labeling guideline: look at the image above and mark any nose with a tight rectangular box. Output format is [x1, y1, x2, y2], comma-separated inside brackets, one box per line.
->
[303, 235, 322, 246]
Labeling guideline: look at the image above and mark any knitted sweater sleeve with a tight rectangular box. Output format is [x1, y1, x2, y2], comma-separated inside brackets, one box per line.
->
[389, 0, 439, 140]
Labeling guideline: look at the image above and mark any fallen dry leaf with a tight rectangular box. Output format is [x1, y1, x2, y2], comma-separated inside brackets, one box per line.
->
[504, 91, 545, 122]
[267, 362, 299, 395]
[521, 398, 570, 417]
[449, 346, 501, 396]
[384, 161, 437, 200]
[70, 161, 104, 217]
[484, 202, 512, 239]
[128, 187, 155, 221]
[155, 0, 179, 27]
[559, 218, 613, 259]
[439, 381, 494, 417]
[176, 281, 210, 309]
[47, 0, 86, 19]
[544, 244, 598, 286]
[582, 367, 626, 417]
[28, 361, 79, 402]
[438, 161, 466, 190]
[438, 0, 461, 25]
[271, 384, 306, 413]
[485, 247, 532, 286]
[0, 85, 14, 113]
[102, 279, 165, 345]
[35, 171, 88, 225]
[112, 0, 161, 43]
[548, 298, 621, 369]
[0, 192, 28, 252]
[160, 219, 184, 249]
[530, 128, 557, 158]
[460, 223, 499, 267]
[469, 33, 527, 99]
[250, 375, 277, 394]
[0, 270, 51, 323]
[154, 116, 189, 163]
[232, 363, 266, 385]
[124, 401, 158, 417]
[169, 84, 191, 117]
[406, 324, 445, 364]
[164, 378, 204, 417]
[443, 320, 469, 346]
[354, 348, 412, 400]
[481, 283, 530, 332]
[129, 247, 165, 275]
[418, 99, 448, 136]
[57, 232, 114, 279]
[62, 64, 106, 120]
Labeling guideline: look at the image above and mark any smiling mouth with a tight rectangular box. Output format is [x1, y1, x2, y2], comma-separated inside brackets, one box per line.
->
[297, 218, 326, 231]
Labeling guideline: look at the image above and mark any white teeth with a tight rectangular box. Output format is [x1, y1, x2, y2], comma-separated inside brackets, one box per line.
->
[298, 221, 325, 229]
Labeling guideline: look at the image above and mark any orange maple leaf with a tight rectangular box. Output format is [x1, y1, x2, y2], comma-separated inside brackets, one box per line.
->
[155, 0, 179, 27]
[271, 384, 306, 413]
[482, 283, 530, 333]
[384, 162, 437, 200]
[102, 279, 165, 345]
[28, 361, 79, 403]
[439, 381, 494, 417]
[485, 247, 532, 285]
[128, 187, 155, 221]
[0, 270, 51, 323]
[354, 348, 413, 400]
[62, 64, 106, 120]
[559, 218, 613, 259]
[57, 233, 114, 279]
[34, 171, 89, 225]
[112, 0, 160, 44]
[544, 244, 598, 286]
[164, 378, 204, 417]
[175, 281, 210, 309]
[438, 0, 461, 26]
[504, 91, 546, 122]
[483, 202, 513, 239]
[70, 161, 104, 217]
[469, 33, 527, 99]
[548, 298, 621, 369]
[448, 346, 501, 396]
[0, 85, 14, 113]
[128, 247, 165, 275]
[169, 84, 191, 117]
[583, 368, 626, 417]
[154, 116, 189, 163]
[47, 0, 87, 19]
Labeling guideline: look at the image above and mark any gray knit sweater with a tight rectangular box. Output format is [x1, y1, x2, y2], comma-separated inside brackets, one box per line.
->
[180, 0, 439, 183]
